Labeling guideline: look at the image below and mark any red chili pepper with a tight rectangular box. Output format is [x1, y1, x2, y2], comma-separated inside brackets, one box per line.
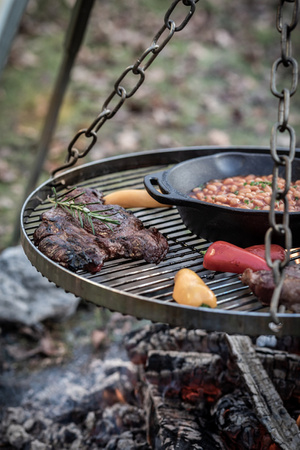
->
[245, 244, 285, 262]
[203, 241, 270, 274]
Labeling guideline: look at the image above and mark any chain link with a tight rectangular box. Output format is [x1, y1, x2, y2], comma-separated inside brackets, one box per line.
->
[52, 0, 198, 177]
[266, 0, 298, 329]
[50, 0, 299, 330]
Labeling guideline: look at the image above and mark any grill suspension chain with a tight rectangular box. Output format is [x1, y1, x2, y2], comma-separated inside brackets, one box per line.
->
[50, 0, 299, 331]
[266, 0, 299, 330]
[51, 0, 199, 177]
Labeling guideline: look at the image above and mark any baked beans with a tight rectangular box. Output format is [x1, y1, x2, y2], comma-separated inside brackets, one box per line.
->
[190, 174, 300, 211]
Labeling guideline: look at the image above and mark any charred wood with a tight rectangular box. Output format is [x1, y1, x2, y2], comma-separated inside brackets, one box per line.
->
[212, 390, 281, 450]
[256, 347, 300, 406]
[145, 350, 226, 408]
[142, 347, 289, 449]
[226, 335, 300, 450]
[144, 350, 226, 449]
[274, 336, 300, 355]
[125, 323, 300, 405]
[124, 324, 229, 366]
[125, 325, 300, 449]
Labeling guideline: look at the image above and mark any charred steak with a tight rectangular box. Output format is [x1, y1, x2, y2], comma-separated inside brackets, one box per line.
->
[241, 265, 300, 313]
[33, 188, 169, 273]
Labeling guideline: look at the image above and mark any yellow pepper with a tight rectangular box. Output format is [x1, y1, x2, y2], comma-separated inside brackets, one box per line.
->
[173, 268, 217, 308]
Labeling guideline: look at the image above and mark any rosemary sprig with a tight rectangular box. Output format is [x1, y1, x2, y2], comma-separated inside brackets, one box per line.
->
[48, 187, 120, 234]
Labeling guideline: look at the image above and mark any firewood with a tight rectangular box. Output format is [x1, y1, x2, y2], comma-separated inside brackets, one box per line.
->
[145, 350, 225, 406]
[124, 324, 229, 365]
[256, 346, 300, 403]
[211, 390, 280, 449]
[226, 335, 300, 450]
[144, 350, 226, 449]
[126, 325, 300, 449]
[125, 323, 300, 405]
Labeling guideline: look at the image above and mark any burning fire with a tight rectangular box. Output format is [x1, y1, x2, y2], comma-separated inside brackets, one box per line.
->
[102, 387, 127, 405]
[181, 383, 222, 404]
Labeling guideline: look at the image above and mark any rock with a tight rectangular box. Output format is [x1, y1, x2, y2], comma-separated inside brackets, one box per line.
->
[0, 246, 80, 325]
[2, 406, 28, 425]
[85, 411, 96, 431]
[105, 431, 146, 450]
[6, 424, 30, 448]
[29, 440, 49, 450]
[57, 423, 82, 444]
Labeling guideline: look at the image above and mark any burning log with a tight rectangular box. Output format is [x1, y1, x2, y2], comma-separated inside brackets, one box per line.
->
[142, 346, 292, 449]
[256, 346, 300, 407]
[124, 324, 229, 365]
[225, 335, 300, 450]
[211, 391, 280, 449]
[125, 325, 300, 449]
[2, 318, 299, 449]
[275, 336, 300, 355]
[144, 350, 226, 449]
[125, 323, 300, 404]
[145, 350, 225, 407]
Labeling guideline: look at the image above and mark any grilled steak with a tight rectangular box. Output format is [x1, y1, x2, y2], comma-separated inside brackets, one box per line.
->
[241, 265, 300, 313]
[33, 188, 169, 273]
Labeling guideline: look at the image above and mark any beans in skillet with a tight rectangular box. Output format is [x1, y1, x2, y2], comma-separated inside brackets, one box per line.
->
[190, 174, 300, 211]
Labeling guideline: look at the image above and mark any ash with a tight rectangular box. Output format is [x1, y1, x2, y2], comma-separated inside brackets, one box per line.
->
[0, 247, 150, 449]
[1, 247, 300, 449]
[0, 310, 150, 450]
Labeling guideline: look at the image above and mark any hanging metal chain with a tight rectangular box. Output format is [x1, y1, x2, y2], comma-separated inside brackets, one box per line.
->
[52, 0, 199, 177]
[266, 0, 299, 330]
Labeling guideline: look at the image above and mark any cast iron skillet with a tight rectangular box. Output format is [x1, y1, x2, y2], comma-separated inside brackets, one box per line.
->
[144, 152, 300, 247]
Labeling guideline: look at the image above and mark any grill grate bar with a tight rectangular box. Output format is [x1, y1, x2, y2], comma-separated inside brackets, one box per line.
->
[24, 180, 300, 310]
[21, 151, 300, 336]
[79, 165, 168, 194]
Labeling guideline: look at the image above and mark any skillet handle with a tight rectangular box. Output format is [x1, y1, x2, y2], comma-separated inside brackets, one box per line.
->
[144, 171, 182, 206]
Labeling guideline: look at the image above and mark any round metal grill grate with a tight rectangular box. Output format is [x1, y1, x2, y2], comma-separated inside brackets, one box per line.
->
[21, 146, 300, 336]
